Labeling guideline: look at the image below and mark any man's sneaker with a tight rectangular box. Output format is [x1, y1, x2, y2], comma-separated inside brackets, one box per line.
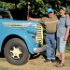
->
[44, 59, 51, 63]
[51, 59, 57, 63]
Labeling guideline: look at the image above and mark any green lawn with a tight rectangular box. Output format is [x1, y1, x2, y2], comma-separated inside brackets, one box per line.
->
[0, 67, 8, 70]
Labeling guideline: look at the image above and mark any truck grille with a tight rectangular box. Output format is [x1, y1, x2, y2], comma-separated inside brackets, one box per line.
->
[33, 24, 43, 45]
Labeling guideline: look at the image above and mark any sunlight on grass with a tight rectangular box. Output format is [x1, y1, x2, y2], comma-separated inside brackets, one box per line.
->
[0, 58, 6, 61]
[0, 67, 19, 70]
[65, 56, 70, 59]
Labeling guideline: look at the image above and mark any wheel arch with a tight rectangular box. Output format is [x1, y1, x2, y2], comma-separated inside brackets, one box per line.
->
[1, 34, 28, 55]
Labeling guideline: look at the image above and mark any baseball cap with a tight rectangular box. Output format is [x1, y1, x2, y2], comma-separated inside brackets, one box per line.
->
[47, 8, 54, 13]
[60, 7, 66, 11]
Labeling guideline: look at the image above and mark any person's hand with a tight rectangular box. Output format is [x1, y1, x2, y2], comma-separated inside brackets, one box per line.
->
[27, 16, 32, 20]
[64, 35, 68, 41]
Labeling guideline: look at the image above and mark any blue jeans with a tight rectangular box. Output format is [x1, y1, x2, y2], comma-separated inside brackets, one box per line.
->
[45, 33, 56, 60]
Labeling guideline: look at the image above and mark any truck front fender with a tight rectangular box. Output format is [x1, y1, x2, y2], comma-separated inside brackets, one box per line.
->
[0, 29, 38, 54]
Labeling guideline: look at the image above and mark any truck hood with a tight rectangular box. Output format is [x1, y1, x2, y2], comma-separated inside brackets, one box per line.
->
[0, 18, 40, 27]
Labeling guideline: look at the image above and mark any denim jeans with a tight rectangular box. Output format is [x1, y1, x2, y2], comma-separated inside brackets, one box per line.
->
[45, 33, 56, 60]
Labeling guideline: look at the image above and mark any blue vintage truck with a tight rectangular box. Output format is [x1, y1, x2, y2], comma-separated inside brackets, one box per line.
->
[0, 8, 45, 65]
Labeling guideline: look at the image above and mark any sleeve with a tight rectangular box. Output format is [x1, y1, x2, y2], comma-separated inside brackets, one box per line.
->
[40, 17, 47, 25]
[66, 18, 70, 26]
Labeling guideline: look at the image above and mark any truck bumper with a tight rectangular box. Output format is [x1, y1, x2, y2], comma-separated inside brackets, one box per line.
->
[33, 46, 46, 53]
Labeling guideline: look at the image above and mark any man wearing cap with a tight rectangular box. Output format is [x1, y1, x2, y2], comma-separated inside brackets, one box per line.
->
[28, 8, 58, 63]
[56, 7, 70, 67]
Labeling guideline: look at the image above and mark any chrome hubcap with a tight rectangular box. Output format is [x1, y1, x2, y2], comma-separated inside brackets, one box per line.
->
[10, 46, 22, 59]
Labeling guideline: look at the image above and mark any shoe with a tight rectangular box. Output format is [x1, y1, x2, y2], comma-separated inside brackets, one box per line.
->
[56, 63, 64, 67]
[56, 60, 61, 64]
[44, 59, 51, 63]
[51, 59, 56, 63]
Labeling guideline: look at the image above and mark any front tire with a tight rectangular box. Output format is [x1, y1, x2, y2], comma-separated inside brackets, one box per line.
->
[4, 38, 30, 65]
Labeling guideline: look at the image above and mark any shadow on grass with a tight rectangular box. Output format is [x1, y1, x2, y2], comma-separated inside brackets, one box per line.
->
[40, 51, 61, 63]
[30, 50, 61, 63]
[30, 53, 41, 60]
[0, 52, 4, 58]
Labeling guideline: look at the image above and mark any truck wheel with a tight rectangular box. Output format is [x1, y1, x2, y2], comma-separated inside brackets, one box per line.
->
[4, 38, 30, 65]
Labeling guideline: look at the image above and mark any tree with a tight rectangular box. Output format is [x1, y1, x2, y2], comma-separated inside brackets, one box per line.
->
[0, 0, 70, 17]
[0, 1, 15, 9]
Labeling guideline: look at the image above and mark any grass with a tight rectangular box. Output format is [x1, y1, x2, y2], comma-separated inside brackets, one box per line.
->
[0, 58, 6, 61]
[0, 67, 8, 70]
[0, 67, 19, 70]
[65, 45, 70, 53]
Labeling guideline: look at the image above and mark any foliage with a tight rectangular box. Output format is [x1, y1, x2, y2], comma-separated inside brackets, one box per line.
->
[17, 0, 27, 8]
[0, 0, 70, 15]
[0, 1, 15, 9]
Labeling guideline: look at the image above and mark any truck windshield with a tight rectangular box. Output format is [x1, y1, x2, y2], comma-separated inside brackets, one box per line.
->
[0, 11, 11, 19]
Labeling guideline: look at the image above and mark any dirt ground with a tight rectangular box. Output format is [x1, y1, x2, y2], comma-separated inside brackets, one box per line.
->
[0, 53, 70, 70]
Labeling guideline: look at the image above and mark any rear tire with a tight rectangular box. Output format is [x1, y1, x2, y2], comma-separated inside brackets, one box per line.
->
[4, 38, 30, 65]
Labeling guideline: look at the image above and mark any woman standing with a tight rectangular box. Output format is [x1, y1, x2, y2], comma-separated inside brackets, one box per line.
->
[56, 7, 70, 67]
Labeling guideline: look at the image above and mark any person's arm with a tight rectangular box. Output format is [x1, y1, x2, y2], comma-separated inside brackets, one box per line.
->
[64, 25, 70, 41]
[28, 17, 41, 21]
